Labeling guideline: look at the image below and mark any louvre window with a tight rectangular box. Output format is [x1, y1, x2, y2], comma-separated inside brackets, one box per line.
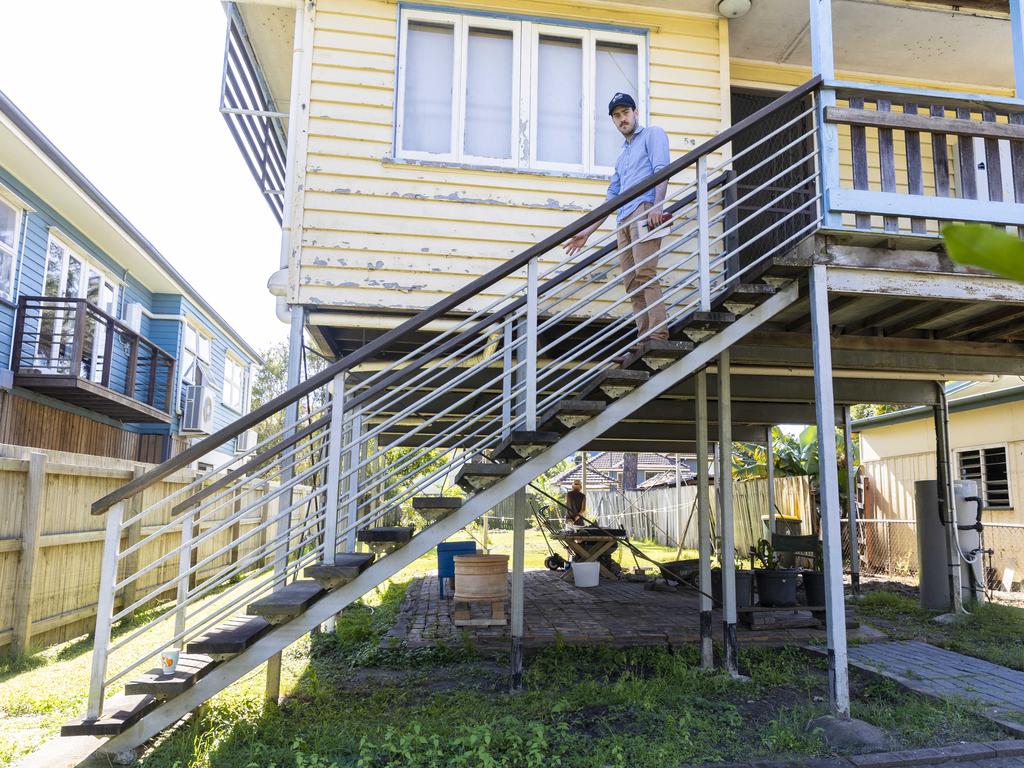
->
[957, 446, 1011, 509]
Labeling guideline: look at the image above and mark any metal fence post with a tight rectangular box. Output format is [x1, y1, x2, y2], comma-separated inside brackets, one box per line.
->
[809, 263, 851, 717]
[344, 409, 362, 552]
[697, 155, 711, 311]
[718, 351, 739, 676]
[696, 370, 713, 670]
[323, 372, 345, 563]
[174, 507, 195, 642]
[525, 258, 538, 431]
[86, 500, 125, 720]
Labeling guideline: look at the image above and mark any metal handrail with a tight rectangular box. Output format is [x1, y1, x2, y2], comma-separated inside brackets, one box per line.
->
[83, 77, 826, 718]
[90, 74, 823, 514]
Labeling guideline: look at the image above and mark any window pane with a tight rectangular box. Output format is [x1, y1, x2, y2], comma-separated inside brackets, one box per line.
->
[983, 448, 1010, 507]
[536, 35, 582, 164]
[65, 256, 81, 299]
[464, 28, 514, 159]
[0, 201, 16, 250]
[44, 241, 64, 297]
[403, 21, 454, 154]
[0, 252, 12, 300]
[594, 41, 639, 167]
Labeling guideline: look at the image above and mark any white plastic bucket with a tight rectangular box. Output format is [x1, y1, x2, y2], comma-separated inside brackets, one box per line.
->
[572, 561, 600, 588]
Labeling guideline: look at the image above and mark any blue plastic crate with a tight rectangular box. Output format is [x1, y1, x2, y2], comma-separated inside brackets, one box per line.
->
[436, 541, 478, 598]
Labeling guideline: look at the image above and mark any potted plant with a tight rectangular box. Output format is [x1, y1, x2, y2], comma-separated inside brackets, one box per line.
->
[802, 539, 826, 613]
[751, 538, 798, 607]
[710, 553, 755, 609]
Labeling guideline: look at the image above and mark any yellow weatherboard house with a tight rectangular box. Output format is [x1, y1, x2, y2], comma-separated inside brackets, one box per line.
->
[61, 0, 1024, 753]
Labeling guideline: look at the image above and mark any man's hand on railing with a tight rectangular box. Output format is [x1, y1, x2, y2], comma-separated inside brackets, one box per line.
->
[562, 231, 591, 257]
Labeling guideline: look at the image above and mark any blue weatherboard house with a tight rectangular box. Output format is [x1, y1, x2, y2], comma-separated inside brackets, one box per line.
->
[0, 90, 261, 465]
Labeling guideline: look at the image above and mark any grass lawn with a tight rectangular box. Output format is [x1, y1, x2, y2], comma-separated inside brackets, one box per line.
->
[0, 533, 1016, 767]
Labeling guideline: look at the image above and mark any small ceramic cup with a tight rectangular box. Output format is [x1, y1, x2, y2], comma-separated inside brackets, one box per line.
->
[160, 649, 180, 676]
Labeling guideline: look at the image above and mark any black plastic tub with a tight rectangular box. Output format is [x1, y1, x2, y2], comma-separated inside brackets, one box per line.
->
[754, 568, 799, 607]
[802, 570, 826, 609]
[711, 568, 755, 608]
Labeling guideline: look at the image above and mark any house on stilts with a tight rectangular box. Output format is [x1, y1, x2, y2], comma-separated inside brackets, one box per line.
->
[62, 0, 1024, 750]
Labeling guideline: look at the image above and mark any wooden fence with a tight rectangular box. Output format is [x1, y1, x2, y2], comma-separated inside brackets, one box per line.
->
[0, 443, 302, 656]
[587, 476, 814, 555]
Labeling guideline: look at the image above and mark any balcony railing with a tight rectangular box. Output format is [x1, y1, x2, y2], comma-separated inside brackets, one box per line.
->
[823, 81, 1024, 236]
[12, 296, 176, 423]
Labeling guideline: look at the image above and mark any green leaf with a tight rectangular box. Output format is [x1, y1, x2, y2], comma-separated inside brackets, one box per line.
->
[942, 224, 1024, 283]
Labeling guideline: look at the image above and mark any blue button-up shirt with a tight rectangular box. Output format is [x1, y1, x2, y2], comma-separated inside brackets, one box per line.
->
[605, 125, 671, 224]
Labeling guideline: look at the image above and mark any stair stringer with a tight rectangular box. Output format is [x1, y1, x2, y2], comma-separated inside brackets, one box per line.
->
[98, 280, 799, 756]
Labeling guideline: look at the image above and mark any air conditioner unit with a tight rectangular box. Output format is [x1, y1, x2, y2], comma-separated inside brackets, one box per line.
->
[236, 429, 258, 453]
[181, 384, 216, 435]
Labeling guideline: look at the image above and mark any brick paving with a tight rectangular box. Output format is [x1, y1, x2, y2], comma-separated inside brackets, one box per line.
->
[847, 641, 1024, 737]
[384, 569, 884, 651]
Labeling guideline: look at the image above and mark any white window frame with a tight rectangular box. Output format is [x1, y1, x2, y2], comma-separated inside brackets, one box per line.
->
[956, 442, 1012, 510]
[43, 232, 122, 313]
[395, 9, 646, 175]
[182, 320, 213, 389]
[222, 354, 247, 414]
[0, 188, 24, 304]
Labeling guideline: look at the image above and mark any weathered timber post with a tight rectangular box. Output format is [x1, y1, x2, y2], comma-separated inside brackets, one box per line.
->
[809, 264, 850, 717]
[13, 452, 47, 655]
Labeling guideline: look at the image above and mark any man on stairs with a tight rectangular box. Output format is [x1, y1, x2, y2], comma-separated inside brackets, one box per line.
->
[563, 92, 672, 349]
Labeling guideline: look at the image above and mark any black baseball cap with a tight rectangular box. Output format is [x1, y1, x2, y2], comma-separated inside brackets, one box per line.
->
[608, 92, 636, 115]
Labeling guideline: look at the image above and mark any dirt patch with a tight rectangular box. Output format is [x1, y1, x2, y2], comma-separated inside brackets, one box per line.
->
[338, 660, 507, 693]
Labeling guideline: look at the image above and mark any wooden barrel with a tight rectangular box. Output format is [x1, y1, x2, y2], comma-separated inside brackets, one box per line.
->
[453, 554, 509, 602]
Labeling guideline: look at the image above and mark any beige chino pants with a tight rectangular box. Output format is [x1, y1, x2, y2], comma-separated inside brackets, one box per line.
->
[615, 202, 669, 342]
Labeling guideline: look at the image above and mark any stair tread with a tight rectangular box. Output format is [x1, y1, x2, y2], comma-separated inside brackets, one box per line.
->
[622, 339, 694, 370]
[491, 431, 562, 460]
[357, 526, 415, 543]
[247, 580, 325, 617]
[598, 368, 650, 382]
[454, 462, 513, 492]
[730, 283, 776, 296]
[186, 615, 271, 655]
[412, 496, 463, 509]
[690, 310, 736, 324]
[457, 462, 514, 475]
[552, 399, 605, 414]
[61, 694, 157, 737]
[124, 653, 217, 698]
[305, 553, 376, 585]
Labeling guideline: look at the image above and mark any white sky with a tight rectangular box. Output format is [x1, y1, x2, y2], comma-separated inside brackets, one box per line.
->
[0, 0, 287, 352]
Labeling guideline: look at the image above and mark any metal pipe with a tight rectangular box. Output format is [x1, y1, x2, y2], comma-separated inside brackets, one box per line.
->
[696, 370, 713, 669]
[767, 426, 777, 536]
[843, 407, 860, 595]
[86, 501, 125, 720]
[935, 384, 965, 614]
[718, 350, 739, 677]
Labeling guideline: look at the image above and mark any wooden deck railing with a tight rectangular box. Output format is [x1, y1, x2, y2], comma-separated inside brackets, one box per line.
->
[822, 82, 1024, 236]
[12, 296, 177, 416]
